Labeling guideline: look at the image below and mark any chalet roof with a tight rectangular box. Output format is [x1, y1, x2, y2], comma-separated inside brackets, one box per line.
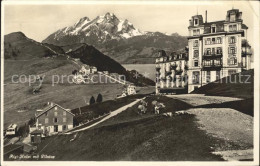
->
[35, 103, 74, 118]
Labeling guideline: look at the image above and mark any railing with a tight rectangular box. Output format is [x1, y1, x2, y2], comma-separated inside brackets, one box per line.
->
[203, 53, 222, 60]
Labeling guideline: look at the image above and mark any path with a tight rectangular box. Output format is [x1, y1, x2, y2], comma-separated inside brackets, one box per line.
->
[66, 98, 144, 134]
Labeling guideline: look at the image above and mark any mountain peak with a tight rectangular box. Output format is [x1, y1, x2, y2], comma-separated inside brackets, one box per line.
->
[43, 13, 145, 44]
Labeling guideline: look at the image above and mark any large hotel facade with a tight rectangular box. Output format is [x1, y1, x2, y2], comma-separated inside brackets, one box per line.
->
[155, 8, 252, 94]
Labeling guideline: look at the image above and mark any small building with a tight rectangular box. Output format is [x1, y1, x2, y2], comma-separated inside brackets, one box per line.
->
[6, 124, 18, 136]
[30, 130, 43, 144]
[79, 65, 91, 75]
[90, 66, 97, 73]
[127, 84, 136, 95]
[30, 102, 74, 136]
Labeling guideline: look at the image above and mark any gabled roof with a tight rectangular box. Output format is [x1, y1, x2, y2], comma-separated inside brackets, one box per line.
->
[35, 103, 74, 118]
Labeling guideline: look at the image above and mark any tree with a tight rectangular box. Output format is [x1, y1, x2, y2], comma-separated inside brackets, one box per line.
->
[96, 93, 103, 103]
[72, 70, 78, 75]
[89, 96, 95, 105]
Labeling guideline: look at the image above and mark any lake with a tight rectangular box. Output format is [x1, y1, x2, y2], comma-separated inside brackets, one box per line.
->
[123, 64, 156, 81]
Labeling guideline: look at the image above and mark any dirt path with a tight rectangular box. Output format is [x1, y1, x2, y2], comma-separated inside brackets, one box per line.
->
[66, 98, 144, 134]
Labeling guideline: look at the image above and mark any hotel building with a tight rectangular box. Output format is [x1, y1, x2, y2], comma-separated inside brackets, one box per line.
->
[187, 9, 252, 93]
[155, 50, 188, 94]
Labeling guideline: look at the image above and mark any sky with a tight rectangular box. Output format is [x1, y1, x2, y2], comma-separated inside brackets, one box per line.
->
[3, 1, 259, 45]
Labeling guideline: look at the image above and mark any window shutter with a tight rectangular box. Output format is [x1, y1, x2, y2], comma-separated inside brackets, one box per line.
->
[235, 47, 237, 53]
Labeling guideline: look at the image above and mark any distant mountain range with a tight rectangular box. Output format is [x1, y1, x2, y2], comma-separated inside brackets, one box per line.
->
[43, 12, 188, 64]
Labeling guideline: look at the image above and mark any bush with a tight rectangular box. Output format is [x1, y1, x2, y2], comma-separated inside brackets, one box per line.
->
[96, 93, 103, 103]
[89, 96, 96, 105]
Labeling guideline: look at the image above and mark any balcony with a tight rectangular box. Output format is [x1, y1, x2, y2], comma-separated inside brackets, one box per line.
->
[203, 53, 223, 60]
[202, 59, 222, 71]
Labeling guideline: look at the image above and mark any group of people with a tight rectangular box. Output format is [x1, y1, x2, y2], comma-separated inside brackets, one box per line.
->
[137, 99, 165, 115]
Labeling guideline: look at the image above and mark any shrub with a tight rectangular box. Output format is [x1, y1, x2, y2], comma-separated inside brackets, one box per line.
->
[89, 96, 96, 105]
[96, 93, 103, 103]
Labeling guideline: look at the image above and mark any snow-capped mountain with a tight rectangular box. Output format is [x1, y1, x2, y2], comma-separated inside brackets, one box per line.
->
[44, 12, 144, 45]
[43, 12, 188, 64]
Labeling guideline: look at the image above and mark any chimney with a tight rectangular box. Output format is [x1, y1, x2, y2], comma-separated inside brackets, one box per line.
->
[205, 10, 207, 23]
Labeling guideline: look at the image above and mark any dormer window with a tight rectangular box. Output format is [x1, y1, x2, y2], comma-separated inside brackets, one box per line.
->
[211, 26, 216, 33]
[193, 29, 200, 36]
[229, 24, 237, 32]
[230, 14, 236, 22]
[194, 19, 199, 26]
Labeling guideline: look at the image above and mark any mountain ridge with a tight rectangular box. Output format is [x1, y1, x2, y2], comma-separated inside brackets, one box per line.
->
[43, 12, 188, 64]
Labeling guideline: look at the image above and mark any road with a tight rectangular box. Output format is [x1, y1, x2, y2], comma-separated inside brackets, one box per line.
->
[66, 97, 145, 134]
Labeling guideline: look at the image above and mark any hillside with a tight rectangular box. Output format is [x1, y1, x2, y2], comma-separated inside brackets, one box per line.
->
[192, 69, 254, 99]
[3, 32, 154, 128]
[4, 32, 59, 60]
[21, 96, 227, 161]
[67, 44, 155, 86]
[42, 13, 188, 64]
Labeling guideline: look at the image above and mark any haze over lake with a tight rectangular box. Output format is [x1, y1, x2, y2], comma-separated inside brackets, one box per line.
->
[123, 64, 156, 81]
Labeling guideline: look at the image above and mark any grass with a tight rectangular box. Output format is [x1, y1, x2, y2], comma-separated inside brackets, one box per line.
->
[31, 112, 224, 161]
[8, 95, 227, 161]
[192, 69, 254, 99]
[195, 98, 254, 117]
[71, 94, 146, 124]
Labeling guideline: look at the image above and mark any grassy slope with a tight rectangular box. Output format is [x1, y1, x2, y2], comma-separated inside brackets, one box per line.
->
[26, 96, 226, 161]
[191, 69, 254, 99]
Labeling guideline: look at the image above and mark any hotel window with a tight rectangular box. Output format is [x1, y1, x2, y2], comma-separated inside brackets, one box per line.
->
[229, 47, 236, 54]
[194, 60, 199, 67]
[194, 50, 199, 58]
[63, 117, 66, 122]
[63, 125, 67, 131]
[205, 48, 211, 55]
[54, 118, 58, 123]
[229, 36, 236, 44]
[206, 38, 211, 45]
[54, 112, 58, 116]
[193, 29, 200, 36]
[216, 47, 222, 54]
[55, 106, 57, 110]
[217, 37, 222, 44]
[206, 71, 211, 83]
[194, 19, 198, 25]
[45, 118, 49, 124]
[204, 60, 211, 66]
[228, 57, 237, 65]
[229, 25, 237, 32]
[63, 111, 66, 116]
[216, 71, 221, 80]
[212, 38, 216, 44]
[212, 48, 215, 55]
[214, 59, 221, 66]
[192, 71, 200, 84]
[193, 40, 199, 47]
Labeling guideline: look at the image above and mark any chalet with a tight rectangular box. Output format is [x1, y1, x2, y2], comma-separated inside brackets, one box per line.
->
[30, 102, 74, 137]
